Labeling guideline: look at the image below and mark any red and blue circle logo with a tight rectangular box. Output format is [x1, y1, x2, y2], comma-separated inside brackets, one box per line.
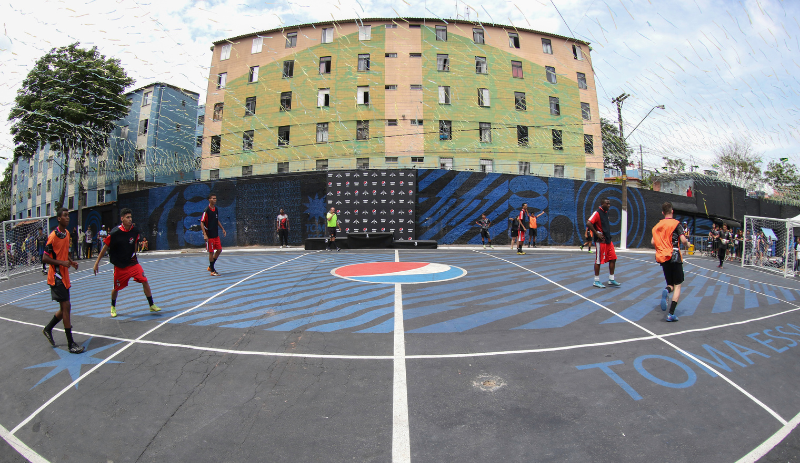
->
[331, 262, 467, 284]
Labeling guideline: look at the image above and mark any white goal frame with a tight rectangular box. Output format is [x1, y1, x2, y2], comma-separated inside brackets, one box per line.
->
[742, 215, 795, 278]
[1, 216, 51, 280]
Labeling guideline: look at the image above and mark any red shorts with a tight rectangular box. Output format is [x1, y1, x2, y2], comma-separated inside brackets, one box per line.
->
[114, 264, 147, 290]
[206, 237, 222, 252]
[595, 242, 617, 265]
[517, 230, 526, 242]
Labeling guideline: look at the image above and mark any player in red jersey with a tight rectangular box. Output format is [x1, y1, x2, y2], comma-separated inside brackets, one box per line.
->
[201, 193, 227, 276]
[587, 198, 621, 288]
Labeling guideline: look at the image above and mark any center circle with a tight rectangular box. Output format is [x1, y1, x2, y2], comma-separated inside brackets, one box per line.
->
[331, 262, 467, 284]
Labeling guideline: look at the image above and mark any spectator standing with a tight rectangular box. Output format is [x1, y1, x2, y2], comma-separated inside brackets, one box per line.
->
[77, 226, 84, 260]
[276, 209, 290, 248]
[686, 186, 693, 197]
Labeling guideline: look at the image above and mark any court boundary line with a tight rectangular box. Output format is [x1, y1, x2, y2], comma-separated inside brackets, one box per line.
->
[9, 252, 315, 436]
[0, 421, 49, 463]
[736, 409, 800, 462]
[392, 249, 411, 462]
[478, 250, 789, 425]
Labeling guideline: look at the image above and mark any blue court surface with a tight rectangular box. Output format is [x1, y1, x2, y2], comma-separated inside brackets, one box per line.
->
[0, 247, 799, 462]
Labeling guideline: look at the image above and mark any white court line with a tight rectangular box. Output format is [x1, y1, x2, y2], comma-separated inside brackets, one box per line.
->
[392, 249, 411, 463]
[736, 409, 800, 462]
[9, 253, 313, 436]
[0, 422, 48, 463]
[479, 251, 789, 425]
[681, 257, 800, 292]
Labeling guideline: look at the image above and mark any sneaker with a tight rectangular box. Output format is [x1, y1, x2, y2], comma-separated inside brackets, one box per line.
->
[336, 247, 341, 252]
[580, 245, 584, 251]
[666, 313, 679, 322]
[593, 281, 606, 288]
[490, 245, 494, 249]
[149, 304, 161, 313]
[210, 271, 221, 276]
[110, 306, 117, 318]
[68, 342, 85, 354]
[42, 329, 55, 347]
[483, 244, 486, 249]
[660, 289, 669, 311]
[607, 280, 621, 287]
[588, 248, 592, 253]
[517, 251, 526, 255]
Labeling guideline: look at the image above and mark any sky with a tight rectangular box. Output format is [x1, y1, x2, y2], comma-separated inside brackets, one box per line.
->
[0, 0, 799, 178]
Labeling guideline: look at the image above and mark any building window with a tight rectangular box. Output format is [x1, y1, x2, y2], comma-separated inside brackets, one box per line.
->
[217, 72, 227, 89]
[319, 56, 332, 74]
[277, 162, 289, 173]
[410, 53, 422, 58]
[542, 38, 552, 54]
[581, 102, 591, 120]
[480, 159, 493, 173]
[142, 91, 152, 106]
[515, 92, 526, 111]
[210, 169, 220, 180]
[387, 119, 398, 126]
[243, 130, 254, 151]
[317, 88, 330, 107]
[37, 183, 41, 195]
[410, 84, 423, 90]
[357, 158, 370, 169]
[68, 197, 73, 209]
[316, 123, 329, 143]
[286, 31, 297, 48]
[213, 103, 224, 121]
[411, 157, 424, 163]
[475, 56, 487, 74]
[47, 159, 53, 170]
[97, 190, 104, 203]
[357, 86, 370, 105]
[242, 165, 253, 176]
[508, 32, 520, 48]
[552, 130, 563, 150]
[386, 24, 398, 29]
[439, 120, 452, 140]
[409, 24, 421, 29]
[584, 134, 594, 154]
[549, 96, 560, 116]
[546, 66, 557, 84]
[577, 72, 588, 89]
[479, 122, 491, 142]
[46, 179, 51, 192]
[517, 126, 529, 146]
[511, 60, 523, 78]
[27, 188, 31, 199]
[252, 36, 263, 53]
[138, 119, 149, 135]
[196, 135, 203, 147]
[280, 92, 291, 111]
[358, 54, 370, 71]
[356, 120, 369, 140]
[135, 149, 145, 164]
[386, 157, 399, 163]
[473, 28, 484, 44]
[197, 115, 204, 125]
[211, 135, 221, 154]
[410, 119, 423, 126]
[283, 60, 294, 78]
[385, 85, 397, 90]
[438, 86, 451, 104]
[322, 27, 333, 43]
[385, 53, 397, 58]
[220, 44, 231, 60]
[278, 126, 290, 146]
[478, 88, 490, 107]
[242, 96, 256, 115]
[435, 25, 447, 41]
[519, 161, 531, 175]
[249, 66, 259, 83]
[176, 123, 181, 131]
[358, 25, 372, 40]
[440, 157, 453, 170]
[573, 44, 584, 60]
[586, 168, 596, 182]
[437, 54, 450, 71]
[36, 206, 40, 217]
[554, 165, 565, 178]
[316, 159, 329, 170]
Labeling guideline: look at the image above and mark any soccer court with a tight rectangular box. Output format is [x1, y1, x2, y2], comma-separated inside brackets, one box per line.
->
[0, 248, 799, 462]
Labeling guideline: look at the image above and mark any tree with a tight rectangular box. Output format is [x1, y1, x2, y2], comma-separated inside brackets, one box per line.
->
[0, 164, 12, 222]
[713, 138, 763, 191]
[764, 159, 800, 200]
[7, 43, 133, 210]
[661, 156, 686, 174]
[601, 118, 632, 172]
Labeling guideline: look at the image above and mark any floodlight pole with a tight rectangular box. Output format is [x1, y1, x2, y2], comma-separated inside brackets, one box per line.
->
[612, 93, 629, 249]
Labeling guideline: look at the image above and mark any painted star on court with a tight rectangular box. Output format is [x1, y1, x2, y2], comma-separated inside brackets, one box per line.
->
[25, 337, 122, 390]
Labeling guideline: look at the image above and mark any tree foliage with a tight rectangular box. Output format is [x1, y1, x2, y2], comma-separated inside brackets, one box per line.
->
[0, 164, 12, 222]
[764, 160, 800, 200]
[7, 43, 133, 208]
[601, 118, 632, 172]
[713, 138, 763, 191]
[661, 157, 686, 174]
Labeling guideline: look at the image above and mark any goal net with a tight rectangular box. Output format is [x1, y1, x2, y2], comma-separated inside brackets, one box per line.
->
[742, 215, 795, 278]
[1, 217, 51, 280]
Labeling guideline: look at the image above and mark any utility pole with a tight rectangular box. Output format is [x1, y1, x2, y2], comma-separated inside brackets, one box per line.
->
[611, 93, 629, 250]
[640, 145, 644, 181]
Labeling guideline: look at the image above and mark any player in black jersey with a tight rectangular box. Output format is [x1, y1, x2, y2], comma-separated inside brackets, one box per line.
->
[93, 208, 161, 317]
[201, 194, 227, 276]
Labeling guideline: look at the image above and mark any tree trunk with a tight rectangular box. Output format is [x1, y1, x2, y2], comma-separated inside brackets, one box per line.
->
[58, 149, 70, 211]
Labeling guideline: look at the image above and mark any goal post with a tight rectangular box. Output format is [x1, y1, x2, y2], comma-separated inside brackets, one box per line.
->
[742, 215, 795, 278]
[1, 217, 51, 280]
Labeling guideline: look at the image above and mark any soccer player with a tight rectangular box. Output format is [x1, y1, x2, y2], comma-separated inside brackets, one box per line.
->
[276, 208, 290, 248]
[36, 227, 47, 274]
[652, 202, 689, 322]
[587, 198, 621, 288]
[515, 204, 529, 255]
[93, 208, 160, 318]
[201, 193, 227, 276]
[326, 207, 341, 251]
[41, 208, 84, 354]
[580, 226, 594, 253]
[717, 224, 732, 268]
[475, 213, 493, 249]
[528, 210, 545, 248]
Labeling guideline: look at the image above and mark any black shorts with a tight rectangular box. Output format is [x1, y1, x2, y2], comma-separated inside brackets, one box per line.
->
[529, 228, 537, 238]
[50, 279, 70, 302]
[480, 229, 490, 239]
[327, 227, 337, 238]
[660, 261, 685, 287]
